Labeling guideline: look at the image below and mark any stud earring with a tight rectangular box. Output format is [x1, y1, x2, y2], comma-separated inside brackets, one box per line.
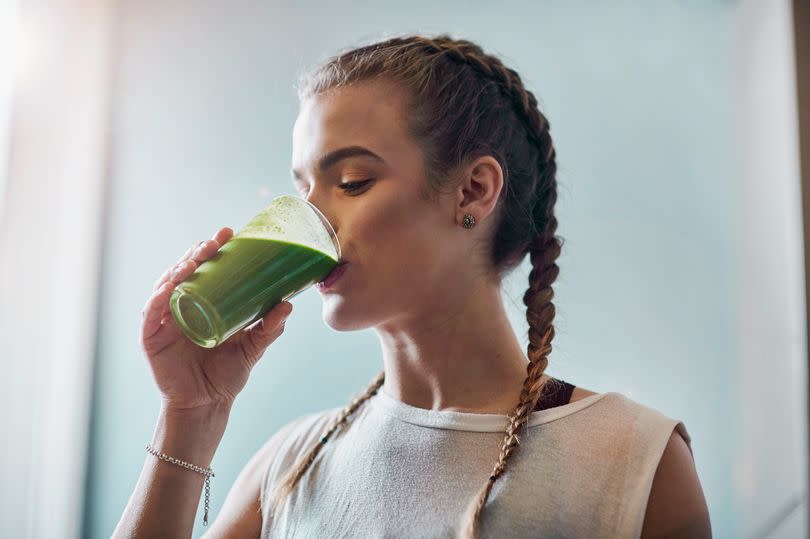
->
[462, 213, 476, 229]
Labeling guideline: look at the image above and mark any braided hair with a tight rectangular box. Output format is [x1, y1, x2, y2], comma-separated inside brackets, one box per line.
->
[265, 34, 563, 539]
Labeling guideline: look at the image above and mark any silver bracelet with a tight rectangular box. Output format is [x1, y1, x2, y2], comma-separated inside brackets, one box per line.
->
[145, 443, 216, 526]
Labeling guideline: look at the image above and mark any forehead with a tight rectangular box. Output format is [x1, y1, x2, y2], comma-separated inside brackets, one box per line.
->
[291, 81, 411, 170]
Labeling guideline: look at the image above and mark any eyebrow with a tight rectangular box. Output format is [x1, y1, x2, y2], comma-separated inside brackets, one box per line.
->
[291, 145, 386, 181]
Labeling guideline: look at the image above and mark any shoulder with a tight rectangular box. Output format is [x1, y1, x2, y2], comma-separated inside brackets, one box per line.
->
[201, 409, 338, 537]
[640, 428, 712, 538]
[561, 383, 712, 537]
[256, 407, 342, 502]
[261, 407, 342, 466]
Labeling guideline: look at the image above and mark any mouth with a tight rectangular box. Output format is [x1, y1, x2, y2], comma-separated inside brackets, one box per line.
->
[317, 261, 349, 290]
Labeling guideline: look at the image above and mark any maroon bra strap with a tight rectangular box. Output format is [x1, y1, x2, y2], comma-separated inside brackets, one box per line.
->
[533, 378, 576, 412]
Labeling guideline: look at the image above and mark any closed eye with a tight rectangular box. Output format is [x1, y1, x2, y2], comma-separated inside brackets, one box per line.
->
[338, 179, 373, 193]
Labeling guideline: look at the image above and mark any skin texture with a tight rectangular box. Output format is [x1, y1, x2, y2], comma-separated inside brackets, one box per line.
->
[291, 79, 552, 415]
[640, 430, 712, 538]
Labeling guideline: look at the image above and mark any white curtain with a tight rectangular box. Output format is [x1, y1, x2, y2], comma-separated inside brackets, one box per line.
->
[0, 0, 17, 214]
[0, 1, 115, 537]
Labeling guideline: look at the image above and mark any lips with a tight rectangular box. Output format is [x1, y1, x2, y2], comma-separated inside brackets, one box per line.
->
[317, 262, 348, 289]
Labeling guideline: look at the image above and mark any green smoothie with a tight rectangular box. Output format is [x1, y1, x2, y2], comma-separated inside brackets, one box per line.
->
[170, 236, 338, 348]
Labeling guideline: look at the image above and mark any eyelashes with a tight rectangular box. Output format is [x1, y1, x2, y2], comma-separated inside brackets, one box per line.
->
[338, 179, 374, 194]
[296, 178, 374, 197]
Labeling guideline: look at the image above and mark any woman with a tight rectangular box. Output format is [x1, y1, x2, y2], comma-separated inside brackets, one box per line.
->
[116, 34, 711, 538]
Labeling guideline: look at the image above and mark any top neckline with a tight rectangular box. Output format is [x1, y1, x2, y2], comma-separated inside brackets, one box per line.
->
[370, 387, 614, 433]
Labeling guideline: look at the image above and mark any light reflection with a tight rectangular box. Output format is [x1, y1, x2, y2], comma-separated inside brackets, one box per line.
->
[0, 4, 36, 84]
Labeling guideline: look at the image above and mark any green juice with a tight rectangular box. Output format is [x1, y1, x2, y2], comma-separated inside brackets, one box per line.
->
[170, 236, 338, 348]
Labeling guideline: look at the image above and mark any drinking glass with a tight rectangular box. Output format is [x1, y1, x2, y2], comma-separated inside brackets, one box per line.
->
[169, 194, 340, 348]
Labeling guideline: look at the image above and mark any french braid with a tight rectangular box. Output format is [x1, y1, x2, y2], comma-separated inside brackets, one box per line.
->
[270, 35, 563, 539]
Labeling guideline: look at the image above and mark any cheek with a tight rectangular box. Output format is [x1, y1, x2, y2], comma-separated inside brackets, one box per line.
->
[354, 194, 446, 287]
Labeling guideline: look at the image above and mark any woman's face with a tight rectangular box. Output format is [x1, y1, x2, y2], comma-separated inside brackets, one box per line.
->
[291, 80, 473, 331]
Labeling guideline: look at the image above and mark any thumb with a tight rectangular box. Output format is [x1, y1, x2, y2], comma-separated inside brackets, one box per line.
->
[239, 301, 293, 361]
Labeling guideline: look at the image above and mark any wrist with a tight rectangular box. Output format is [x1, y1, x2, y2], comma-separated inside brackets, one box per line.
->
[160, 399, 233, 424]
[151, 401, 232, 468]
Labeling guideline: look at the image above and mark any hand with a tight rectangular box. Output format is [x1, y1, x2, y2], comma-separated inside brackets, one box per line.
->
[140, 227, 293, 411]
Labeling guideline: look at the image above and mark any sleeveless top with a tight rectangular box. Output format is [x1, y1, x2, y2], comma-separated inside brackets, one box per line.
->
[258, 378, 692, 538]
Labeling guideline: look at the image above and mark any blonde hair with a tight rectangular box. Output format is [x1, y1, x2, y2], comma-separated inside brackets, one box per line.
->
[266, 34, 562, 538]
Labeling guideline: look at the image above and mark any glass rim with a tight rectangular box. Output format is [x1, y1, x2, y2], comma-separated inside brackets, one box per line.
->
[279, 194, 341, 261]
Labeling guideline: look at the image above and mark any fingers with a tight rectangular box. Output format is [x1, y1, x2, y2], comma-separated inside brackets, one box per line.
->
[238, 301, 294, 362]
[153, 227, 234, 292]
[141, 281, 177, 341]
[143, 226, 236, 346]
[167, 259, 199, 286]
[212, 226, 234, 246]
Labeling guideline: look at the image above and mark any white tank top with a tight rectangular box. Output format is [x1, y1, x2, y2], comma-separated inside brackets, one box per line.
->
[259, 388, 692, 538]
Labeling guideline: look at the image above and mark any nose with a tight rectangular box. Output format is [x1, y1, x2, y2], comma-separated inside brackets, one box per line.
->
[304, 194, 340, 243]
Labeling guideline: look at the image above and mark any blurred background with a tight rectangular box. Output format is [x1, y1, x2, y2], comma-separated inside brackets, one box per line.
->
[1, 1, 808, 538]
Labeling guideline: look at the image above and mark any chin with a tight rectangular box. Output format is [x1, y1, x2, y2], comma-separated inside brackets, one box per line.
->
[321, 296, 376, 331]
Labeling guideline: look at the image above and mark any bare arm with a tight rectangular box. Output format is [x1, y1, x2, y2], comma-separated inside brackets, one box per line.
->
[120, 224, 293, 538]
[640, 429, 712, 539]
[111, 402, 232, 539]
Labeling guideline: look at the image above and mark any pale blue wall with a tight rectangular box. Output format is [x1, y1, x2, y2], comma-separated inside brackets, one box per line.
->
[85, 2, 746, 537]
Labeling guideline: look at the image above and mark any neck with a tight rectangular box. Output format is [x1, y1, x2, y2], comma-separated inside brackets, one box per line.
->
[375, 276, 550, 415]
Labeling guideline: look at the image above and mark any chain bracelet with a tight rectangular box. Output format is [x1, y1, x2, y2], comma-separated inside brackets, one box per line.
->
[145, 443, 215, 526]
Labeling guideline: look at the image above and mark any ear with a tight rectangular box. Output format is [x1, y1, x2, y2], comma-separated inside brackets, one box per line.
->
[456, 156, 504, 226]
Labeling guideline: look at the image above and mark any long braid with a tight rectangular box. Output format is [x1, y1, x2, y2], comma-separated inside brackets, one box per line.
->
[284, 34, 562, 538]
[423, 39, 562, 539]
[264, 369, 385, 517]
